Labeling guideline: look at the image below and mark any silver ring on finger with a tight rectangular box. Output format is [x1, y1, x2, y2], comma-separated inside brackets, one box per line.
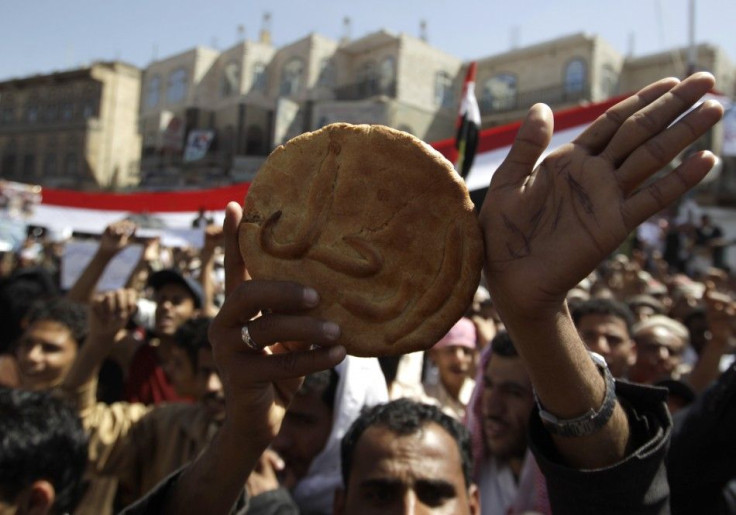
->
[241, 322, 261, 351]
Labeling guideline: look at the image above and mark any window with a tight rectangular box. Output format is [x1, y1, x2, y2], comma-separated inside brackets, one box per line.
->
[318, 58, 334, 87]
[1, 107, 14, 124]
[252, 62, 267, 92]
[379, 57, 395, 92]
[482, 74, 517, 111]
[45, 104, 58, 122]
[44, 153, 57, 176]
[65, 153, 78, 176]
[2, 153, 17, 175]
[82, 100, 96, 119]
[146, 75, 161, 108]
[61, 103, 74, 121]
[246, 125, 266, 155]
[26, 105, 39, 123]
[22, 154, 35, 176]
[280, 58, 304, 96]
[167, 68, 188, 103]
[221, 62, 240, 97]
[357, 61, 378, 95]
[434, 71, 454, 108]
[565, 59, 587, 95]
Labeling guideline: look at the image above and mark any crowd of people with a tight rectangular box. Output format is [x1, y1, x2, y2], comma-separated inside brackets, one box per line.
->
[1, 73, 735, 514]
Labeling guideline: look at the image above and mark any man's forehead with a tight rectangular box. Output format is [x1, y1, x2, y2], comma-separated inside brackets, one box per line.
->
[353, 423, 463, 480]
[579, 314, 629, 332]
[288, 387, 332, 416]
[155, 282, 194, 298]
[485, 354, 530, 384]
[25, 320, 74, 342]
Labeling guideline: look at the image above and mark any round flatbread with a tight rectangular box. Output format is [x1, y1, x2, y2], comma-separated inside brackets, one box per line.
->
[239, 123, 483, 356]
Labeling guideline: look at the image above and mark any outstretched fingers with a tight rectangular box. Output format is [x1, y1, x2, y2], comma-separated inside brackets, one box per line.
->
[616, 99, 724, 192]
[574, 77, 679, 153]
[598, 72, 716, 167]
[490, 103, 553, 190]
[623, 150, 718, 228]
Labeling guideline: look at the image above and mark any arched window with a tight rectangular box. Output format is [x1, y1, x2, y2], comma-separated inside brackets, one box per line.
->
[280, 58, 304, 96]
[435, 71, 454, 108]
[481, 74, 517, 111]
[565, 59, 587, 95]
[221, 62, 240, 97]
[167, 68, 188, 103]
[146, 75, 161, 108]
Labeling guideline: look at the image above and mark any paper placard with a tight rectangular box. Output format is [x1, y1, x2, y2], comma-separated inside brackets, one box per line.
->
[61, 240, 143, 292]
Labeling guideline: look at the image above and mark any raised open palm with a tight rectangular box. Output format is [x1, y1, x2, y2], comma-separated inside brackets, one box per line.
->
[481, 73, 724, 319]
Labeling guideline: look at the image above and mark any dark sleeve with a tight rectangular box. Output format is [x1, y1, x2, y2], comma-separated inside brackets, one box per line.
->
[118, 469, 183, 515]
[119, 468, 251, 515]
[668, 362, 736, 515]
[529, 381, 671, 515]
[244, 488, 299, 515]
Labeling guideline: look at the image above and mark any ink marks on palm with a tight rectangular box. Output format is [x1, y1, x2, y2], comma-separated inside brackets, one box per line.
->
[239, 123, 484, 357]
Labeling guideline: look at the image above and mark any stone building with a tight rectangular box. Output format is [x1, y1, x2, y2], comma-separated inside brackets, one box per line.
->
[0, 62, 141, 189]
[138, 28, 463, 187]
[475, 33, 624, 127]
[314, 30, 462, 142]
[2, 26, 733, 194]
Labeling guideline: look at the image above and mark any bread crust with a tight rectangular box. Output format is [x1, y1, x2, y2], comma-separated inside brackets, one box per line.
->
[239, 123, 483, 356]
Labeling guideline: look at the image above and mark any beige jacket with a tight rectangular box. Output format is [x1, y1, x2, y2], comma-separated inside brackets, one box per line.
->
[70, 380, 214, 514]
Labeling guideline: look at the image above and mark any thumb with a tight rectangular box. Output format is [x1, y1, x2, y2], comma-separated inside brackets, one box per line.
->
[491, 103, 553, 189]
[223, 202, 249, 297]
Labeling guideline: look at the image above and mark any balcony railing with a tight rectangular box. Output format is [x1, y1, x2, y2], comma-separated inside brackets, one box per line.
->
[479, 83, 592, 116]
[334, 80, 397, 101]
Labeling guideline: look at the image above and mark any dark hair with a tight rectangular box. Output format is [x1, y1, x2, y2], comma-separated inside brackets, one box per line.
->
[490, 330, 518, 357]
[25, 297, 88, 348]
[0, 387, 88, 514]
[571, 298, 635, 336]
[299, 368, 340, 411]
[341, 399, 473, 489]
[173, 317, 212, 369]
[0, 267, 59, 353]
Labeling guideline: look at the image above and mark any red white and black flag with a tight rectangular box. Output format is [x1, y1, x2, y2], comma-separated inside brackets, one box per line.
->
[455, 61, 480, 178]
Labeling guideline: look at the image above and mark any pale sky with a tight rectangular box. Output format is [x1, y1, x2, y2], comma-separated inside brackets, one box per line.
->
[1, 0, 735, 82]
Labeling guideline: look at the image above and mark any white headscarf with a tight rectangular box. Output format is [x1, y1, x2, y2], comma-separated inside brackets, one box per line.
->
[291, 355, 388, 514]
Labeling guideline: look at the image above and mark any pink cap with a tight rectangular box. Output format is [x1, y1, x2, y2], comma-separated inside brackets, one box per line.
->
[433, 317, 477, 350]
